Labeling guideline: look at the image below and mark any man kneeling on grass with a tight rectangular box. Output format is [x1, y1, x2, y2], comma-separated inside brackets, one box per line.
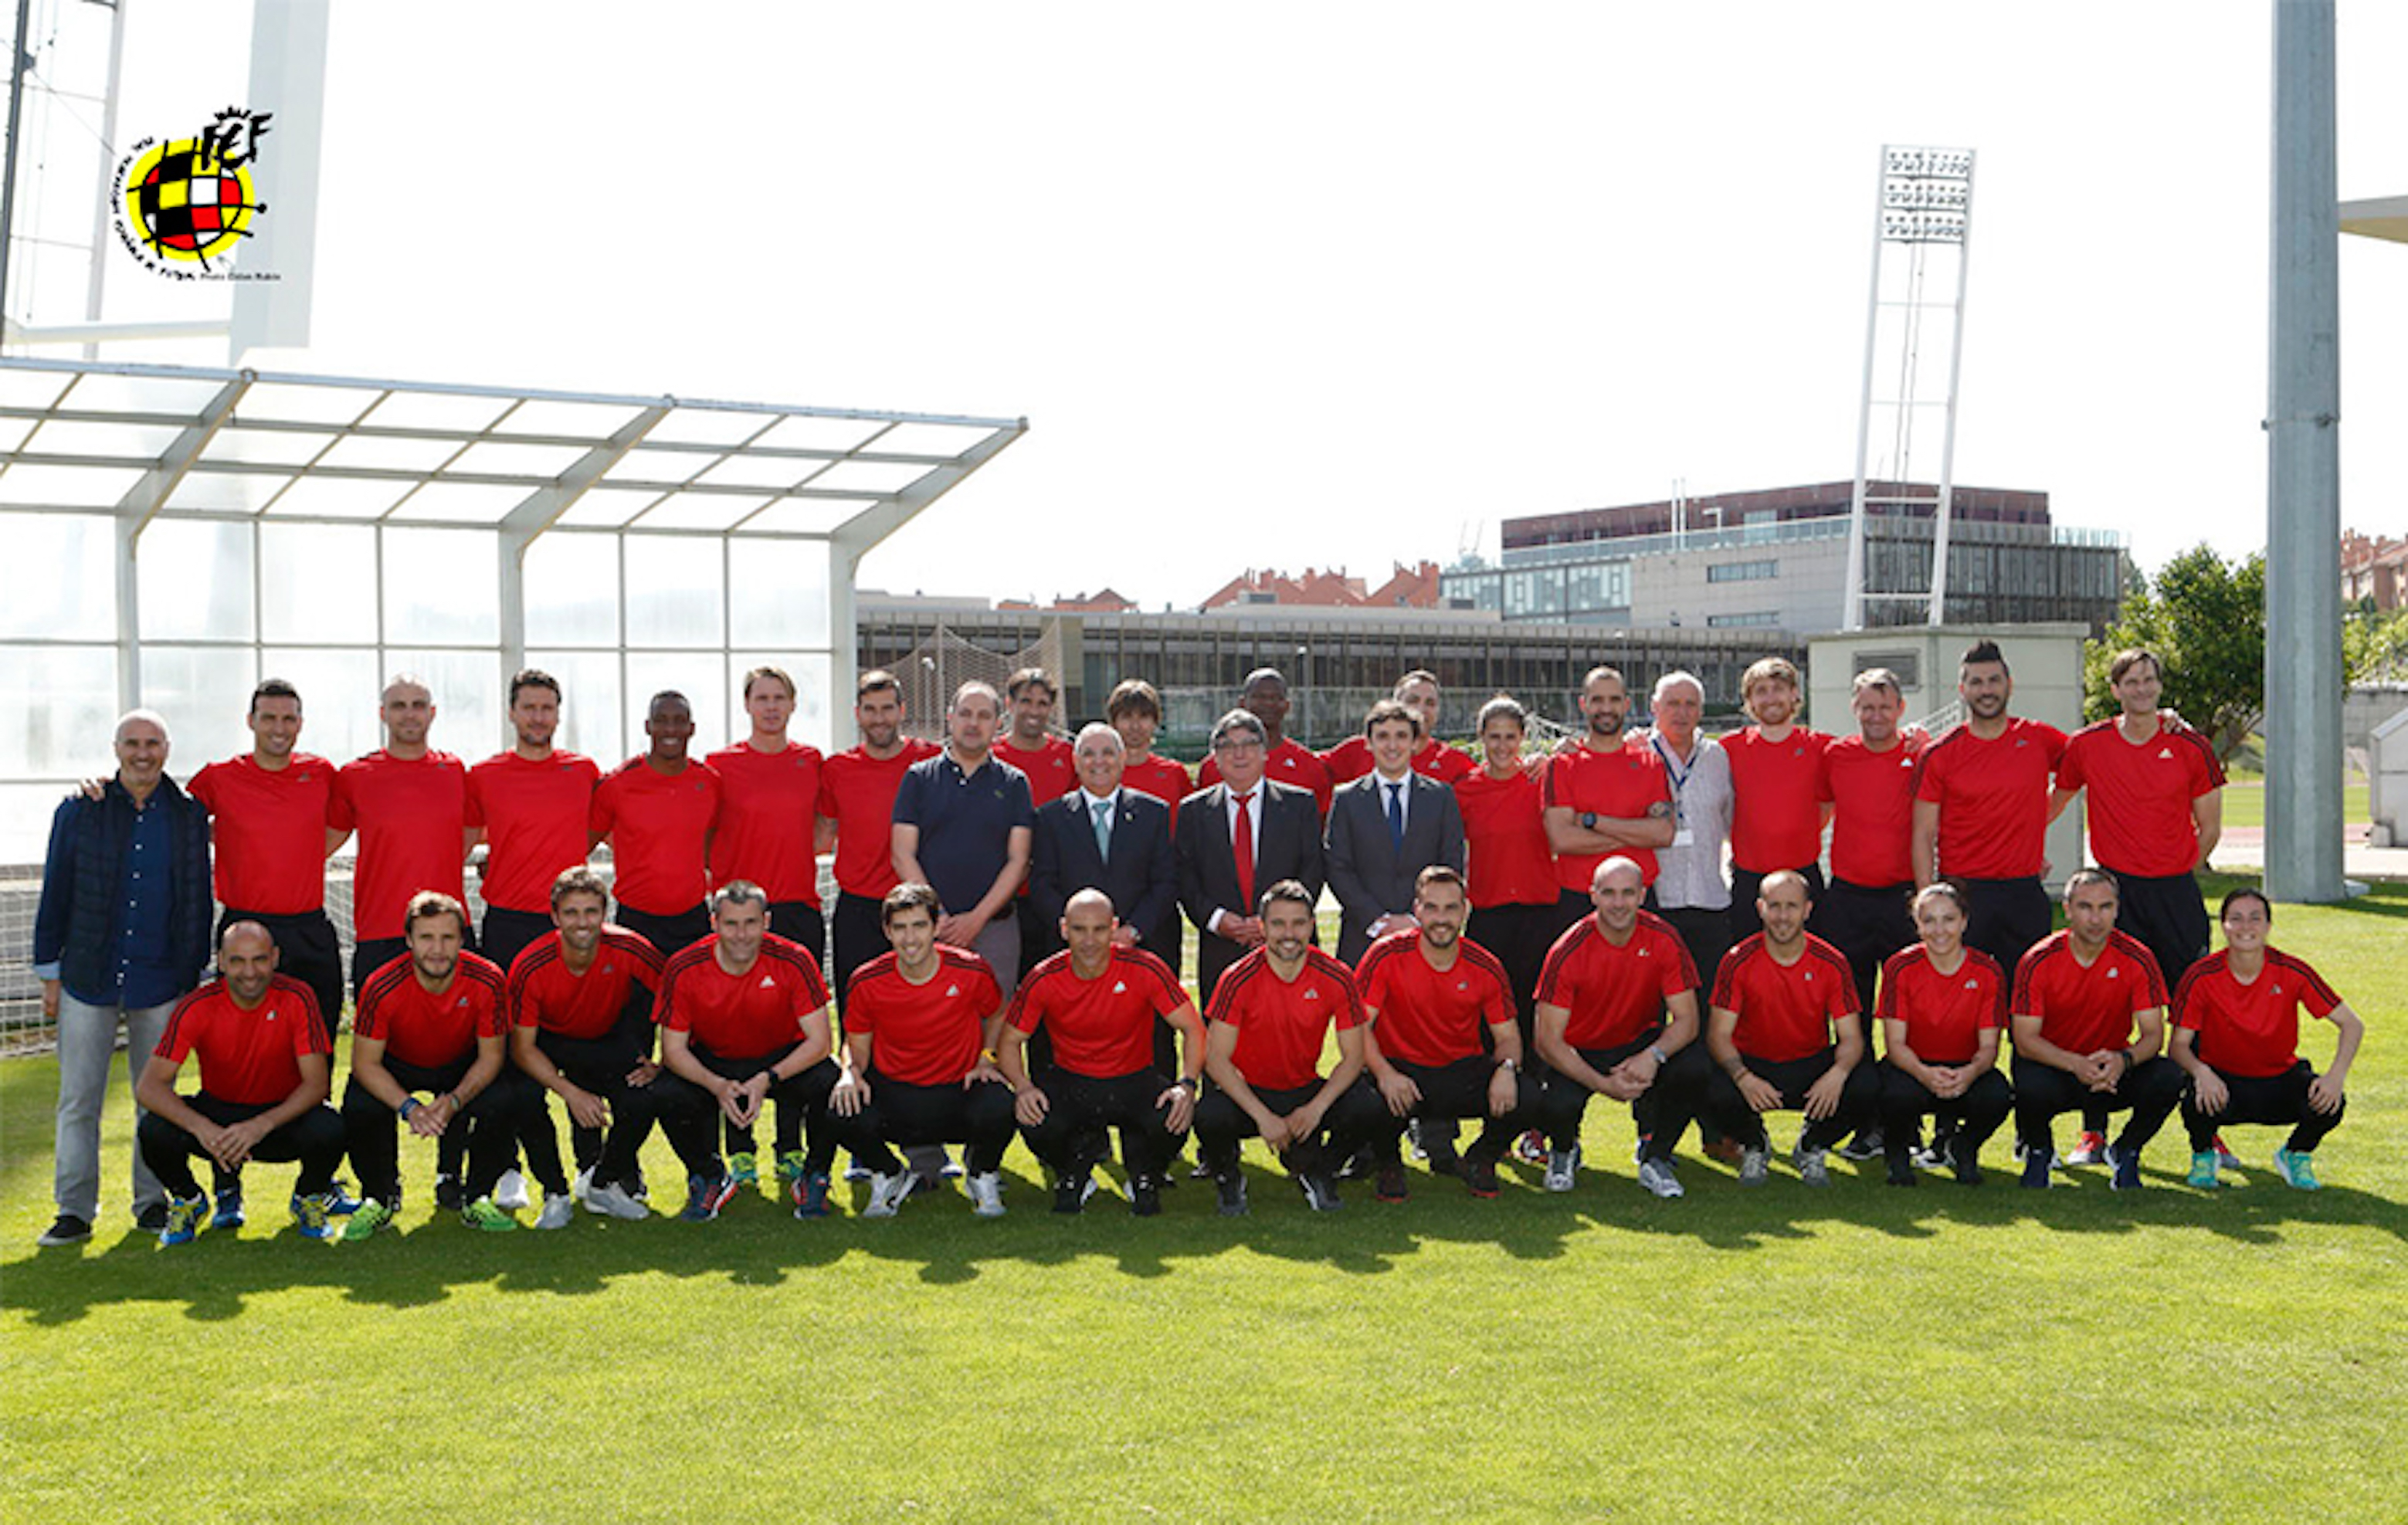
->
[137, 922, 347, 1244]
[343, 892, 521, 1236]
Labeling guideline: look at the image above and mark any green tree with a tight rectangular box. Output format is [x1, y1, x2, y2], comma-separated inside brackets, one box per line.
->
[2342, 603, 2408, 683]
[2081, 544, 2264, 760]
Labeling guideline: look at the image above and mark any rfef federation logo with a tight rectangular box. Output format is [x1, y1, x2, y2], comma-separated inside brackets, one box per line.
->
[114, 107, 277, 280]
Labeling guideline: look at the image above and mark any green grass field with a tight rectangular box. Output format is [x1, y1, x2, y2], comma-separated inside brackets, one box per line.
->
[6, 876, 2403, 1523]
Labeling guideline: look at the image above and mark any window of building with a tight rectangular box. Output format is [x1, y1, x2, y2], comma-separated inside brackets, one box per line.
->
[1705, 559, 1779, 584]
[1705, 612, 1783, 629]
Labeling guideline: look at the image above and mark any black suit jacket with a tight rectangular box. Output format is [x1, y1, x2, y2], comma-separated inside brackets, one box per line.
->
[1175, 778, 1324, 1007]
[1029, 788, 1179, 967]
[1324, 770, 1467, 964]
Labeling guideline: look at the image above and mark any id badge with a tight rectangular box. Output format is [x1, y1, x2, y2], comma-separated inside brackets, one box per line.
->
[1670, 828, 1695, 849]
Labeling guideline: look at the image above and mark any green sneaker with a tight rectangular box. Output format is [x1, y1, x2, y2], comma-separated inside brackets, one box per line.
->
[775, 1151, 808, 1184]
[460, 1196, 521, 1232]
[343, 1198, 397, 1242]
[727, 1152, 759, 1187]
[2273, 1147, 2321, 1191]
[2186, 1151, 2221, 1189]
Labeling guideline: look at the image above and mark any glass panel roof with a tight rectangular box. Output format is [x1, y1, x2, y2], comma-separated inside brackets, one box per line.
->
[0, 358, 1023, 537]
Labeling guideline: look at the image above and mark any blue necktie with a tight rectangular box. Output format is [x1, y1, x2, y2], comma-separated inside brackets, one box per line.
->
[1385, 781, 1405, 852]
[1093, 798, 1113, 858]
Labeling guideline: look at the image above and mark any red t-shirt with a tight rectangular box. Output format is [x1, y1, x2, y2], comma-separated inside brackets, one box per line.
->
[2057, 719, 2226, 878]
[191, 752, 335, 915]
[1120, 753, 1193, 825]
[466, 751, 600, 914]
[1535, 912, 1699, 1049]
[506, 927, 665, 1039]
[1007, 947, 1189, 1079]
[657, 933, 829, 1059]
[995, 737, 1077, 807]
[846, 946, 1002, 1086]
[1322, 736, 1476, 788]
[155, 974, 331, 1106]
[1711, 933, 1861, 1062]
[330, 751, 470, 941]
[1724, 727, 1830, 874]
[1205, 945, 1365, 1091]
[1355, 930, 1511, 1067]
[816, 739, 941, 899]
[590, 757, 723, 917]
[2009, 930, 2169, 1055]
[706, 740, 826, 905]
[1876, 944, 2006, 1066]
[1453, 766, 1556, 909]
[2173, 948, 2340, 1078]
[354, 951, 508, 1069]
[1541, 739, 1671, 890]
[1914, 719, 2067, 880]
[1817, 734, 1925, 887]
[1201, 738, 1334, 815]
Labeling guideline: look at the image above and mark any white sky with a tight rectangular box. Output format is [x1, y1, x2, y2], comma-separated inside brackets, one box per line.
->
[15, 0, 2408, 608]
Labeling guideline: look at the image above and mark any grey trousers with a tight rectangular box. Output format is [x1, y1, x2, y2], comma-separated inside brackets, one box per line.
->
[54, 991, 178, 1221]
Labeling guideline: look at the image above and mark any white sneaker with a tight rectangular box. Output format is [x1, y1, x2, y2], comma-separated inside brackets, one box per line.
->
[1795, 1146, 1831, 1187]
[1637, 1157, 1685, 1199]
[571, 1166, 593, 1204]
[1543, 1144, 1581, 1193]
[585, 1180, 649, 1221]
[966, 1171, 1006, 1218]
[494, 1169, 531, 1212]
[938, 1151, 965, 1180]
[533, 1192, 576, 1230]
[1738, 1147, 1770, 1186]
[862, 1170, 916, 1218]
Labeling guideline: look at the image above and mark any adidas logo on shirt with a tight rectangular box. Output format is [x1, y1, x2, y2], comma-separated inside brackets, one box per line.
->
[1965, 979, 1979, 990]
[2159, 748, 2174, 760]
[2107, 968, 2121, 980]
[1113, 981, 1127, 994]
[945, 984, 958, 997]
[759, 974, 777, 988]
[1304, 988, 1321, 1001]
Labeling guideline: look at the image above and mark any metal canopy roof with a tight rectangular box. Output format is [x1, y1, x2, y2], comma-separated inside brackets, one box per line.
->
[0, 357, 1027, 542]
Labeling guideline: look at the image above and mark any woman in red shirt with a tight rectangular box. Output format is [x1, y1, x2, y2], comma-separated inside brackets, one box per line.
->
[1875, 881, 2013, 1187]
[2169, 886, 2363, 1190]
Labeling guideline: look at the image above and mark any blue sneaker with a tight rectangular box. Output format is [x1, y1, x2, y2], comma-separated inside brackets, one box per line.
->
[681, 1174, 738, 1223]
[159, 1195, 209, 1246]
[290, 1191, 340, 1240]
[792, 1169, 832, 1220]
[2020, 1146, 2054, 1189]
[321, 1181, 363, 1217]
[2108, 1142, 2142, 1191]
[2273, 1147, 2322, 1191]
[211, 1187, 246, 1232]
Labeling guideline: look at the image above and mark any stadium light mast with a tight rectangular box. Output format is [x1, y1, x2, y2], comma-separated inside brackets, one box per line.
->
[2264, 0, 2345, 903]
[1842, 145, 1976, 630]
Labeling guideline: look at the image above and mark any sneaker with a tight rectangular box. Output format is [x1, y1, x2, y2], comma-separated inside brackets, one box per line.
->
[343, 1198, 397, 1242]
[1886, 1159, 1918, 1187]
[211, 1188, 246, 1231]
[1738, 1147, 1769, 1187]
[1637, 1157, 1684, 1199]
[1704, 1137, 1746, 1165]
[727, 1153, 758, 1188]
[321, 1181, 363, 1216]
[2273, 1147, 2321, 1191]
[156, 1198, 205, 1246]
[1052, 1171, 1097, 1215]
[775, 1151, 808, 1184]
[1543, 1145, 1581, 1194]
[2021, 1147, 2054, 1189]
[1909, 1143, 1949, 1172]
[290, 1191, 340, 1240]
[1795, 1146, 1832, 1188]
[843, 1161, 871, 1183]
[2108, 1142, 2143, 1191]
[1948, 1134, 1984, 1187]
[534, 1192, 576, 1230]
[1373, 1162, 1409, 1204]
[2064, 1130, 2109, 1168]
[1131, 1176, 1163, 1217]
[681, 1174, 739, 1222]
[37, 1212, 94, 1247]
[2214, 1134, 2244, 1172]
[493, 1169, 531, 1212]
[432, 1174, 463, 1212]
[1189, 1159, 1217, 1180]
[862, 1170, 916, 1218]
[585, 1180, 649, 1221]
[1406, 1117, 1429, 1162]
[571, 1166, 594, 1203]
[1297, 1174, 1342, 1212]
[967, 1171, 1007, 1218]
[629, 1171, 649, 1205]
[938, 1151, 965, 1180]
[1837, 1129, 1884, 1163]
[461, 1197, 520, 1232]
[1215, 1171, 1250, 1217]
[792, 1170, 833, 1220]
[135, 1202, 169, 1234]
[1514, 1129, 1550, 1166]
[1463, 1157, 1501, 1198]
[2187, 1150, 2222, 1189]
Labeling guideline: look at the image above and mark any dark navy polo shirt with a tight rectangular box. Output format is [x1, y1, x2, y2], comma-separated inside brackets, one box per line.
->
[890, 751, 1036, 913]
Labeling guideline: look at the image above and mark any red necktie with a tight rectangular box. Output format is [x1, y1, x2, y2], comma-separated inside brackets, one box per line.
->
[1233, 791, 1256, 913]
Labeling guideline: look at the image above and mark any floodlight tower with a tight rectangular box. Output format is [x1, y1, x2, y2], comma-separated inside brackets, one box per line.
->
[1841, 145, 1976, 630]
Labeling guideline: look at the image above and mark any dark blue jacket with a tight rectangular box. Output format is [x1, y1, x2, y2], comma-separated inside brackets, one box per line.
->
[33, 774, 213, 1002]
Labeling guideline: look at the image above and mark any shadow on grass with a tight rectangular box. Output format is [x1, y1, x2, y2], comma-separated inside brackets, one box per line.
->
[7, 1141, 2400, 1328]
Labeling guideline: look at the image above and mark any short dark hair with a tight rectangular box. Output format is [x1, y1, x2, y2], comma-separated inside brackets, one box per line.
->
[1414, 864, 1466, 896]
[2108, 647, 2162, 686]
[1006, 666, 1056, 703]
[1257, 878, 1314, 918]
[249, 677, 301, 713]
[1911, 880, 1967, 918]
[1475, 694, 1526, 734]
[1106, 679, 1162, 724]
[1960, 639, 2009, 676]
[1392, 669, 1440, 698]
[2219, 885, 2274, 923]
[647, 690, 690, 717]
[1209, 709, 1268, 751]
[882, 881, 941, 927]
[509, 668, 561, 707]
[2063, 867, 2118, 901]
[403, 890, 467, 939]
[857, 669, 900, 701]
[1363, 697, 1422, 740]
[551, 866, 610, 913]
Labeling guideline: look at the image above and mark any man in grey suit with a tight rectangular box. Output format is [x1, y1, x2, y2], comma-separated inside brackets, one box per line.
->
[1176, 709, 1325, 1010]
[1324, 700, 1467, 965]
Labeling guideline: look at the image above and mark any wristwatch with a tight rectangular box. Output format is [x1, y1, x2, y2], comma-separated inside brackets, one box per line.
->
[1177, 1076, 1202, 1094]
[1647, 1044, 1670, 1066]
[1579, 811, 1599, 830]
[1497, 1058, 1519, 1074]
